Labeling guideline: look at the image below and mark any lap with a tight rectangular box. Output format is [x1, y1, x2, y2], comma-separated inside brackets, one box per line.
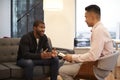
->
[17, 57, 59, 67]
[59, 61, 82, 76]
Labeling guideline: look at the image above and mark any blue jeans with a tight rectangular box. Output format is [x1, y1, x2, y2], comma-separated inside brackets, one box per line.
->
[17, 57, 59, 80]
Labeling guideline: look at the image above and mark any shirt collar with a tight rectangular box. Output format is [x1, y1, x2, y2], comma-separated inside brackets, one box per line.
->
[91, 21, 101, 32]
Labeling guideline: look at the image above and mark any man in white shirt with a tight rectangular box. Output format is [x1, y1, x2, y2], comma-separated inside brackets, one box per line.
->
[59, 4, 114, 80]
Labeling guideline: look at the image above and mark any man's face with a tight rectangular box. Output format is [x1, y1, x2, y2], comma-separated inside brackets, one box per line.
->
[35, 23, 45, 37]
[85, 11, 94, 27]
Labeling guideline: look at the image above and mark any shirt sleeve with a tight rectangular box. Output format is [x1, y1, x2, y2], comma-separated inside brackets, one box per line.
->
[72, 27, 104, 62]
[43, 36, 52, 52]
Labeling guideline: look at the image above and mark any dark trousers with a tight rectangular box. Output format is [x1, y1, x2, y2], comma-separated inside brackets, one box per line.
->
[17, 57, 59, 80]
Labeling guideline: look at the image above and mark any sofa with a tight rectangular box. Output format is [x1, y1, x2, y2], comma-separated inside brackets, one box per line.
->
[0, 38, 74, 80]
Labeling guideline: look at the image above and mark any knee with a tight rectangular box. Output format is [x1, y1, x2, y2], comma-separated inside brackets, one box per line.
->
[59, 66, 65, 75]
[51, 57, 59, 64]
[24, 59, 34, 68]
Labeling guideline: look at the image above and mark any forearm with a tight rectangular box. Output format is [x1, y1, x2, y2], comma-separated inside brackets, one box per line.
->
[22, 52, 41, 59]
[72, 52, 97, 62]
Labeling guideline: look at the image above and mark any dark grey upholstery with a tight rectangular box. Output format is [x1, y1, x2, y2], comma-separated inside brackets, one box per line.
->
[0, 38, 49, 79]
[0, 38, 19, 63]
[2, 62, 23, 78]
[0, 38, 21, 80]
[0, 38, 73, 80]
[0, 64, 10, 79]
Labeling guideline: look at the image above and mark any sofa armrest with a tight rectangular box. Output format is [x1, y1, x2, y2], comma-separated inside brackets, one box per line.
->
[53, 47, 74, 54]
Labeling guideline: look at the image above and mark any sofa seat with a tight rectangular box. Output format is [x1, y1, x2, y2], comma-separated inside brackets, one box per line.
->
[2, 62, 23, 79]
[1, 60, 64, 80]
[0, 38, 73, 80]
[2, 62, 51, 79]
[0, 64, 10, 79]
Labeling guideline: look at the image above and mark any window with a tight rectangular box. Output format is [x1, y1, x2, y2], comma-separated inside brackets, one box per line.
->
[11, 0, 44, 37]
[75, 0, 120, 47]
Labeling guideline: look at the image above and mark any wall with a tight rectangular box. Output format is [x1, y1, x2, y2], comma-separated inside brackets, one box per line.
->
[0, 0, 11, 38]
[44, 0, 75, 49]
[0, 0, 75, 49]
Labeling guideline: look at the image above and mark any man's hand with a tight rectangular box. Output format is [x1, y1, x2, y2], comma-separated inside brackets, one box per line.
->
[51, 48, 57, 58]
[41, 49, 52, 59]
[63, 54, 73, 62]
[41, 48, 58, 59]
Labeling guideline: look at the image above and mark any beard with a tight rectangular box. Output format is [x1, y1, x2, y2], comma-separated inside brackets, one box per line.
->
[36, 30, 45, 37]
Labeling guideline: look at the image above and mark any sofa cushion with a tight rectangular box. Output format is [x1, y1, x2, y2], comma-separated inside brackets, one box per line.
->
[34, 66, 49, 78]
[0, 38, 20, 46]
[2, 62, 50, 79]
[2, 62, 23, 78]
[0, 64, 10, 79]
[0, 38, 20, 63]
[0, 46, 18, 63]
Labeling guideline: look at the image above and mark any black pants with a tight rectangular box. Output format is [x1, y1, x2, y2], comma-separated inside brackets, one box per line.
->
[17, 57, 59, 80]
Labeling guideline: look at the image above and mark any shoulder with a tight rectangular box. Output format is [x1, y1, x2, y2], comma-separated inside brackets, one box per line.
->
[94, 22, 105, 33]
[40, 34, 49, 43]
[20, 31, 33, 42]
[42, 34, 48, 39]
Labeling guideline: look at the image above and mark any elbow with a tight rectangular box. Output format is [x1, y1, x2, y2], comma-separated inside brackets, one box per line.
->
[91, 56, 99, 61]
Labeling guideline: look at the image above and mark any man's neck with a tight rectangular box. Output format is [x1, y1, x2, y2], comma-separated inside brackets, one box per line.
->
[93, 19, 100, 26]
[33, 32, 39, 39]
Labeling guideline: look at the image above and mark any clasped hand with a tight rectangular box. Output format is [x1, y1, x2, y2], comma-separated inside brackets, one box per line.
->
[41, 48, 57, 59]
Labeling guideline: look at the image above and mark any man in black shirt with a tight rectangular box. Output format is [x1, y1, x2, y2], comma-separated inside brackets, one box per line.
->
[17, 20, 59, 80]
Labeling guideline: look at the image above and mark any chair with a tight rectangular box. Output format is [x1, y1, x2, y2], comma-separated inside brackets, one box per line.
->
[74, 50, 119, 80]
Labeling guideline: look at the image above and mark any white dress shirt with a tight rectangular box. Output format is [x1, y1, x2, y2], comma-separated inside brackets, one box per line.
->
[72, 21, 114, 62]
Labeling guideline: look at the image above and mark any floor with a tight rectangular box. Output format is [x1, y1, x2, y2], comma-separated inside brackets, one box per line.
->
[43, 67, 120, 80]
[115, 67, 120, 80]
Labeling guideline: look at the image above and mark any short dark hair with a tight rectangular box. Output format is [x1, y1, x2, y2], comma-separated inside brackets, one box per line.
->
[33, 20, 44, 27]
[85, 4, 101, 16]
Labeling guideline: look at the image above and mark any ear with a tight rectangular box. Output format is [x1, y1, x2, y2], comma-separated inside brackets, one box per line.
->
[91, 15, 95, 20]
[91, 13, 96, 20]
[88, 12, 94, 20]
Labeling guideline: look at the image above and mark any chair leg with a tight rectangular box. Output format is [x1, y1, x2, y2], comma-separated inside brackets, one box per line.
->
[114, 68, 117, 79]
